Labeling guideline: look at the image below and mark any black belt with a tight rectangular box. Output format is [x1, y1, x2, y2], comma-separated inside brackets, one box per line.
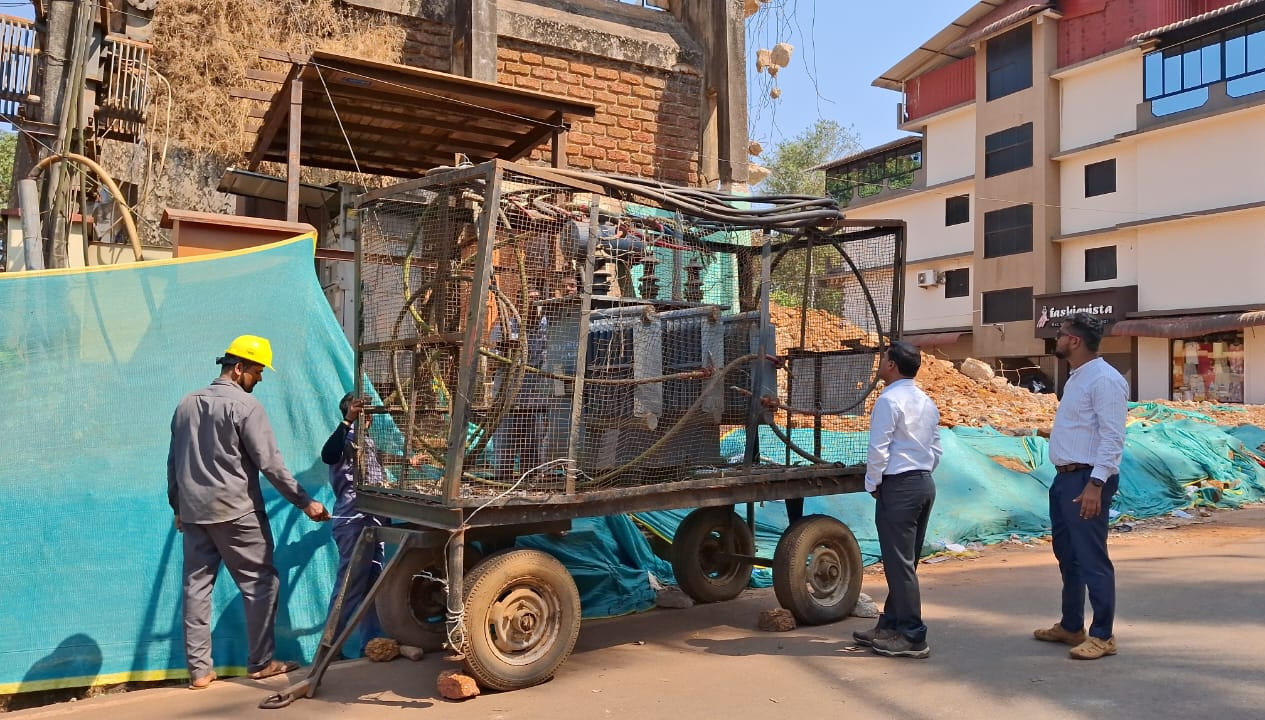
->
[1055, 463, 1092, 473]
[882, 469, 932, 479]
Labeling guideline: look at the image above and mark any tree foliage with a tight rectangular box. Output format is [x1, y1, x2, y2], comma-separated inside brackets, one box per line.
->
[759, 119, 861, 197]
[0, 131, 16, 207]
[762, 120, 862, 314]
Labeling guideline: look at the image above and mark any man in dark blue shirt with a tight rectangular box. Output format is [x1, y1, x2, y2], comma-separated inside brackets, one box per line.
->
[320, 393, 388, 656]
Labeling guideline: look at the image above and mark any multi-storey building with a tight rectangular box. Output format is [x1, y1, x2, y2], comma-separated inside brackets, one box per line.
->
[825, 0, 1265, 403]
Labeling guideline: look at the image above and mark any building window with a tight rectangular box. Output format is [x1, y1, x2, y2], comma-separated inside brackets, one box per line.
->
[825, 141, 923, 204]
[1172, 332, 1244, 403]
[1084, 159, 1116, 197]
[983, 204, 1033, 258]
[943, 268, 969, 298]
[982, 287, 1033, 324]
[986, 25, 1033, 101]
[984, 123, 1033, 177]
[1084, 246, 1117, 282]
[1143, 18, 1265, 116]
[945, 195, 970, 226]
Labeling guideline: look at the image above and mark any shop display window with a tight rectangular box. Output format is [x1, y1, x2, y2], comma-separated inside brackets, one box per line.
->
[1171, 331, 1245, 403]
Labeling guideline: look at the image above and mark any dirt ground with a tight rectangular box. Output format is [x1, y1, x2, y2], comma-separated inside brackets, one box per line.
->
[7, 506, 1265, 720]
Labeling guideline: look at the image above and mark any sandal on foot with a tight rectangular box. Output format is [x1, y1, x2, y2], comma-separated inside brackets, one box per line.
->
[189, 672, 217, 690]
[248, 660, 300, 680]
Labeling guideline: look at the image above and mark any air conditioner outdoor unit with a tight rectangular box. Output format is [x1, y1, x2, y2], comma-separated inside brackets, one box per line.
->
[916, 270, 940, 287]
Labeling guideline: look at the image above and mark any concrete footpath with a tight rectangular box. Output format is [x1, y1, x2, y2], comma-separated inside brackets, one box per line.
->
[9, 507, 1265, 720]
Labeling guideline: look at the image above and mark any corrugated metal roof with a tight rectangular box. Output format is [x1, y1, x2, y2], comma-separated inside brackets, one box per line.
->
[1111, 310, 1265, 338]
[873, 0, 1007, 91]
[1130, 0, 1265, 43]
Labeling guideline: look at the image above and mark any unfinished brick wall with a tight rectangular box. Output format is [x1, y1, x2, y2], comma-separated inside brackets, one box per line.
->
[399, 14, 453, 72]
[496, 39, 702, 186]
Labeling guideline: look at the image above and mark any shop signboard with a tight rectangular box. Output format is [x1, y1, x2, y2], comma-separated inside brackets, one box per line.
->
[1033, 285, 1137, 339]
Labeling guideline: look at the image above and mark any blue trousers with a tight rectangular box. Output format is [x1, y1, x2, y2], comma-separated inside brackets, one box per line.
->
[327, 523, 384, 655]
[1049, 469, 1118, 639]
[874, 470, 936, 644]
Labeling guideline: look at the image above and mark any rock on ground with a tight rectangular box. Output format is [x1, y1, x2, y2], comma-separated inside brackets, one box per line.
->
[437, 670, 481, 700]
[757, 608, 796, 632]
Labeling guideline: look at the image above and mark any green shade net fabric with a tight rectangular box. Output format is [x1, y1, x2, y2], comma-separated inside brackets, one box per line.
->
[0, 236, 354, 692]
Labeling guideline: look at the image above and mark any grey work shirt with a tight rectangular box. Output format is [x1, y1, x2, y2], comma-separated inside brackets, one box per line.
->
[167, 378, 312, 524]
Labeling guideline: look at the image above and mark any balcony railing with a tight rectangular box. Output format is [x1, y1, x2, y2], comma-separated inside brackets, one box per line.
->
[0, 13, 37, 121]
[97, 34, 152, 141]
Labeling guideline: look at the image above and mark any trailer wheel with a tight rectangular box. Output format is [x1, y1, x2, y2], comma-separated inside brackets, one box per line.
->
[460, 549, 581, 692]
[376, 548, 452, 651]
[670, 507, 754, 603]
[773, 515, 862, 625]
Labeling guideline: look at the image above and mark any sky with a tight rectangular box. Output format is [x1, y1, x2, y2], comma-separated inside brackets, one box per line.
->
[746, 0, 969, 157]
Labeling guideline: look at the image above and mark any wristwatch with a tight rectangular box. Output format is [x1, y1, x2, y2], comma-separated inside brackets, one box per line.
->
[1089, 476, 1106, 488]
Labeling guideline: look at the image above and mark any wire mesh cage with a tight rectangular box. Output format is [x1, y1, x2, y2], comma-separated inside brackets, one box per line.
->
[354, 161, 903, 507]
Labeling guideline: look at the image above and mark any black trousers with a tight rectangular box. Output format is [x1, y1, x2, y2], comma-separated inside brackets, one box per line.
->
[1050, 468, 1118, 639]
[874, 470, 936, 643]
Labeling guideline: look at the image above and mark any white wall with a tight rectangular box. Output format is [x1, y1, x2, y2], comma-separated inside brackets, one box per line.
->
[1134, 208, 1265, 311]
[1058, 229, 1138, 291]
[1136, 337, 1171, 402]
[1247, 328, 1265, 404]
[1058, 52, 1141, 151]
[857, 181, 974, 262]
[924, 105, 976, 185]
[904, 260, 973, 332]
[1058, 145, 1138, 235]
[1133, 106, 1265, 218]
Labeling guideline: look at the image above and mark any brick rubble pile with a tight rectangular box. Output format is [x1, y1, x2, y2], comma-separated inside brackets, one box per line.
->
[768, 303, 1264, 434]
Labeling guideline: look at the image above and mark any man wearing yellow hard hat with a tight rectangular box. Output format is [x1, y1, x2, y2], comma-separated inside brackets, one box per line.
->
[167, 334, 330, 689]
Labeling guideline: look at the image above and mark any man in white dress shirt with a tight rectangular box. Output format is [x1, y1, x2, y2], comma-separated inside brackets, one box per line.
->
[853, 341, 942, 659]
[1036, 312, 1128, 660]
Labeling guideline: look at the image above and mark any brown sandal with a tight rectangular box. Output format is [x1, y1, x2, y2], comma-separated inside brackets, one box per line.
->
[248, 660, 300, 680]
[189, 671, 217, 690]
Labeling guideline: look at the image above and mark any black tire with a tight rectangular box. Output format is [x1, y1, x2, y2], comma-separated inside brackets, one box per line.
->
[773, 514, 862, 626]
[376, 548, 451, 652]
[460, 548, 582, 692]
[670, 507, 755, 604]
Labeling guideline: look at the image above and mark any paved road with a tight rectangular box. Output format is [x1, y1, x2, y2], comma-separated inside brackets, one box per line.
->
[10, 507, 1265, 720]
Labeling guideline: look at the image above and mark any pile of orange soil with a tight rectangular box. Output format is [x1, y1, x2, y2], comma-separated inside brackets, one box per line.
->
[767, 303, 1057, 433]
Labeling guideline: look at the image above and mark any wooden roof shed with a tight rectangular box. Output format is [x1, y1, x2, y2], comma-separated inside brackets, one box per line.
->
[245, 50, 597, 221]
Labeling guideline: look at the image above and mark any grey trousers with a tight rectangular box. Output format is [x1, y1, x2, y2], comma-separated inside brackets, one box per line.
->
[874, 470, 936, 644]
[182, 510, 279, 677]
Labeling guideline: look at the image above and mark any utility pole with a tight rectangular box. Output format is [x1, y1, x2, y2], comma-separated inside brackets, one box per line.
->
[46, 0, 93, 268]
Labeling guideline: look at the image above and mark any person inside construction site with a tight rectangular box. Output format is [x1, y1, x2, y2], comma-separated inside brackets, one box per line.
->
[855, 340, 942, 659]
[321, 392, 388, 658]
[1035, 312, 1127, 661]
[167, 335, 330, 689]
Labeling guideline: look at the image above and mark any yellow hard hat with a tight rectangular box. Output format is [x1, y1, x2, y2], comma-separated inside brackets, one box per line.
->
[220, 334, 275, 370]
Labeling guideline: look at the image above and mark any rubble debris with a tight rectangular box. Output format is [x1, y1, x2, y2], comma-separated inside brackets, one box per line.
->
[437, 669, 481, 700]
[398, 645, 425, 661]
[850, 592, 879, 618]
[764, 301, 1264, 436]
[655, 587, 695, 609]
[959, 358, 995, 383]
[757, 608, 796, 632]
[363, 637, 400, 662]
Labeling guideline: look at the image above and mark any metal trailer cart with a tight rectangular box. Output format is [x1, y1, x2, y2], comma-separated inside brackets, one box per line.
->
[262, 160, 903, 708]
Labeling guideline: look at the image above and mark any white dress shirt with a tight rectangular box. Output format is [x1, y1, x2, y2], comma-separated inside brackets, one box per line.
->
[865, 378, 943, 492]
[1049, 356, 1129, 482]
